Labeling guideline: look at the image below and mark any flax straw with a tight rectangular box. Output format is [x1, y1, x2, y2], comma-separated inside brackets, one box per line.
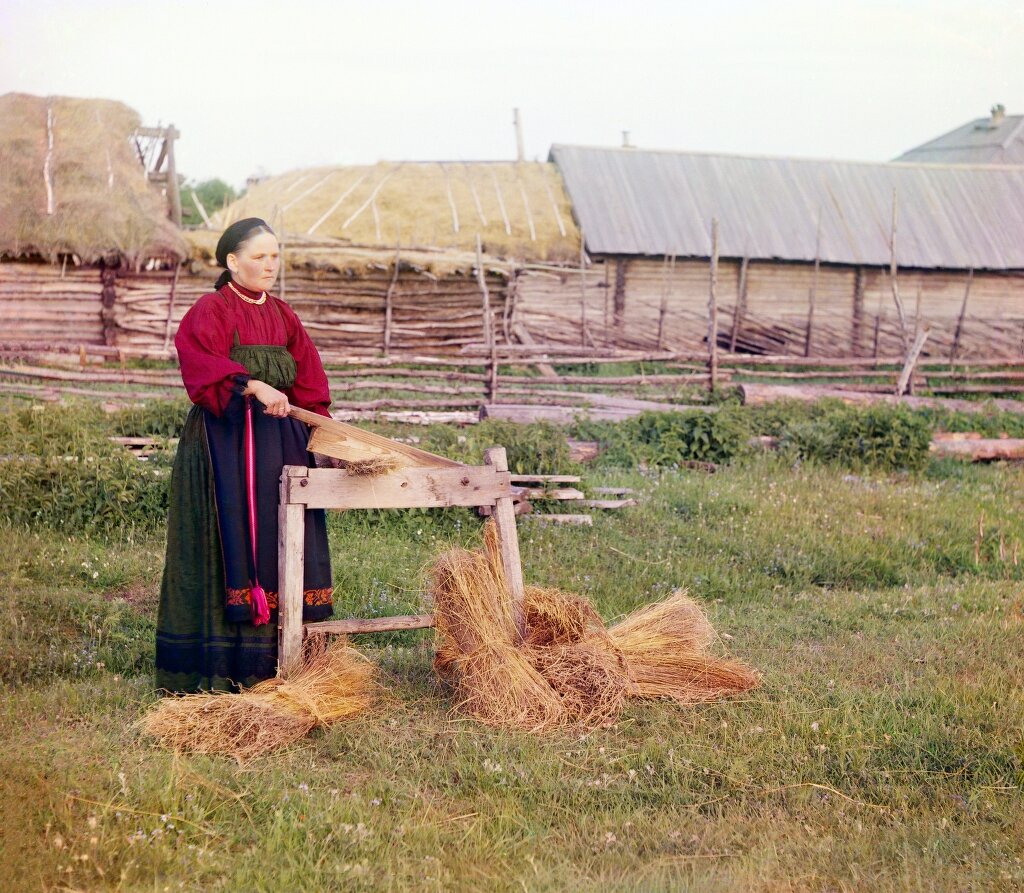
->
[429, 523, 759, 731]
[142, 636, 375, 763]
[608, 591, 761, 703]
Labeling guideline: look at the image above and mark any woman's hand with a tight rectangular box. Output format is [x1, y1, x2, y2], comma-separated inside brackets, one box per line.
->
[244, 380, 291, 418]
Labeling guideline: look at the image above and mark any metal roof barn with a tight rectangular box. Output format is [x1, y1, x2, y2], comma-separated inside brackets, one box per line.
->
[550, 144, 1024, 271]
[895, 107, 1024, 166]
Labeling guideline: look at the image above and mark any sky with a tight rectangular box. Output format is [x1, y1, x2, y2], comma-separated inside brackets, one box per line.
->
[2, 0, 1022, 189]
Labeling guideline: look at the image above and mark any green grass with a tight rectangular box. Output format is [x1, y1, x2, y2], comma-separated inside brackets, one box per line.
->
[2, 423, 1024, 890]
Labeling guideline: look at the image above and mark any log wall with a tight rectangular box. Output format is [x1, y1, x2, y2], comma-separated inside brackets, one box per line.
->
[2, 257, 1023, 360]
[109, 268, 512, 356]
[0, 262, 104, 347]
[516, 259, 1024, 359]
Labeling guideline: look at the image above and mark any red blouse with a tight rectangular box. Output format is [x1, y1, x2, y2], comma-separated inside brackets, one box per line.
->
[174, 281, 332, 418]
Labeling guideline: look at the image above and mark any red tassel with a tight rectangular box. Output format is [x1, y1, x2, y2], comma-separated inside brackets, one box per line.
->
[250, 583, 271, 626]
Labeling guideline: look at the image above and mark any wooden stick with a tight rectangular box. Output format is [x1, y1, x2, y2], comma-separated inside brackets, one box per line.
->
[161, 264, 179, 353]
[464, 163, 487, 226]
[484, 447, 526, 641]
[896, 328, 930, 396]
[306, 171, 368, 234]
[949, 268, 973, 365]
[542, 172, 567, 237]
[491, 169, 512, 236]
[383, 241, 400, 356]
[729, 257, 749, 352]
[476, 234, 497, 401]
[518, 180, 536, 242]
[889, 188, 909, 351]
[342, 167, 397, 230]
[805, 214, 821, 357]
[189, 188, 213, 228]
[579, 229, 587, 347]
[707, 219, 720, 392]
[851, 266, 865, 355]
[441, 163, 459, 234]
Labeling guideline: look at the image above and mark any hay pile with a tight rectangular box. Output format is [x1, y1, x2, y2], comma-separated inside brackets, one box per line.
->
[0, 93, 185, 265]
[142, 637, 375, 762]
[431, 524, 759, 731]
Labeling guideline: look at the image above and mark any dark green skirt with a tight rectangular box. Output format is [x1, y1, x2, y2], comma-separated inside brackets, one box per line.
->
[154, 403, 333, 692]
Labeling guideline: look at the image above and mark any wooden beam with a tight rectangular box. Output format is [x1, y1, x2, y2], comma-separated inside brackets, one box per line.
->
[306, 614, 435, 635]
[165, 126, 182, 227]
[484, 447, 526, 641]
[278, 466, 308, 678]
[283, 465, 512, 510]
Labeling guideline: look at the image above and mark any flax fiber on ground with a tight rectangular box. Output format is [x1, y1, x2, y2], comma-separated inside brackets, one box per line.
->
[142, 636, 375, 763]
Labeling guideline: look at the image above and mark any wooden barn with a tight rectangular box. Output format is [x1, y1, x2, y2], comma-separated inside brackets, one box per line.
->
[531, 144, 1024, 359]
[0, 92, 185, 351]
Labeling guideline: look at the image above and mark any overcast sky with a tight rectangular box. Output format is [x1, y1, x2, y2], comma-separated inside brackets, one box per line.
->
[2, 0, 1021, 188]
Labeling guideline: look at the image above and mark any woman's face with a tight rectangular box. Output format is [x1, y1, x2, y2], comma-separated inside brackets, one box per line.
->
[228, 231, 280, 292]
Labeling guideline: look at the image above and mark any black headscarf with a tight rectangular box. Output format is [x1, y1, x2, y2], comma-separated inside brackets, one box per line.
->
[213, 217, 275, 289]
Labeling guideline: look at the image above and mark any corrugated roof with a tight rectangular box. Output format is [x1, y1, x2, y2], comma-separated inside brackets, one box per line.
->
[896, 112, 1024, 164]
[550, 144, 1024, 270]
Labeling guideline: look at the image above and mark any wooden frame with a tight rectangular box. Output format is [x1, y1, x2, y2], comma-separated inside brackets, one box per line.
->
[277, 446, 524, 677]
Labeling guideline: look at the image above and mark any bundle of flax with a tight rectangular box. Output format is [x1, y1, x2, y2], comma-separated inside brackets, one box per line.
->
[142, 637, 375, 762]
[430, 523, 759, 731]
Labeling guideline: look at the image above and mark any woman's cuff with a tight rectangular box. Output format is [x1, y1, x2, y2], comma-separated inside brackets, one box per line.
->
[230, 373, 251, 396]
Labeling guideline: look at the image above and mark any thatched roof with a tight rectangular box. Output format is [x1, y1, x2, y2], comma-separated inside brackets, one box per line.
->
[185, 228, 518, 280]
[214, 161, 580, 264]
[0, 93, 186, 265]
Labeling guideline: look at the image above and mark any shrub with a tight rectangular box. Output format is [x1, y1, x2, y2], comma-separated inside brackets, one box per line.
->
[780, 404, 932, 471]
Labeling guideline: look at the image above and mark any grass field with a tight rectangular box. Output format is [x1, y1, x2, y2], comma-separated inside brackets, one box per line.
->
[2, 412, 1023, 891]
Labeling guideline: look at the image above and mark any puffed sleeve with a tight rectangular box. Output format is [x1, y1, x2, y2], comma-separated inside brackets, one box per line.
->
[174, 293, 251, 416]
[276, 298, 332, 418]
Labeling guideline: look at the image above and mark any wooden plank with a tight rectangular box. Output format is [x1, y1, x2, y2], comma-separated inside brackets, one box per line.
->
[305, 614, 435, 634]
[509, 474, 582, 483]
[581, 498, 637, 509]
[517, 486, 585, 500]
[278, 466, 308, 678]
[522, 514, 593, 526]
[484, 447, 526, 641]
[284, 465, 512, 510]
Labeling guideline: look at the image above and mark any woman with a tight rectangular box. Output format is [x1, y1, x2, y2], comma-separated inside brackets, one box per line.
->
[155, 218, 334, 692]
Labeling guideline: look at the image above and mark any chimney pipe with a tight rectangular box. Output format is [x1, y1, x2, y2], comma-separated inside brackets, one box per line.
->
[513, 108, 525, 163]
[622, 130, 632, 148]
[991, 103, 1006, 126]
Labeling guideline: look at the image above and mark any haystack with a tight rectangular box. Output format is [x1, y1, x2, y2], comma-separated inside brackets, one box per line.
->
[142, 637, 375, 763]
[429, 523, 759, 731]
[0, 92, 185, 265]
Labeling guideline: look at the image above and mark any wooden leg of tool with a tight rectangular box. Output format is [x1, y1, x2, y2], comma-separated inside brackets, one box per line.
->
[483, 446, 526, 641]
